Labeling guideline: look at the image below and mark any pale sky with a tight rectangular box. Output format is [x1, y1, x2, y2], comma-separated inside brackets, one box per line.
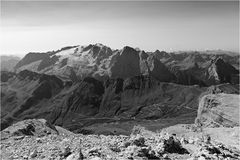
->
[1, 1, 239, 57]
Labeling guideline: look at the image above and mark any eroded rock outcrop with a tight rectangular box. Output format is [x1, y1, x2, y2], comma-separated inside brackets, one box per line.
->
[1, 119, 58, 139]
[196, 93, 240, 127]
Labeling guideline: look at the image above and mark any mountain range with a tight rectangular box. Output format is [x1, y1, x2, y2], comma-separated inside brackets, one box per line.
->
[1, 44, 239, 134]
[13, 44, 239, 85]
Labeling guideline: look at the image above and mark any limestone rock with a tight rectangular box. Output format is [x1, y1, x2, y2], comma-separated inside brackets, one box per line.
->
[196, 93, 240, 127]
[1, 119, 58, 138]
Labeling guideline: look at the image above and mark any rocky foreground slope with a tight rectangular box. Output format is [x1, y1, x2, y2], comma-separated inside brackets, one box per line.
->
[1, 118, 240, 160]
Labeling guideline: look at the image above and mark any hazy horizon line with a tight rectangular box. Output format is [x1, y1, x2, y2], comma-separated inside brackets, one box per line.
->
[1, 43, 239, 58]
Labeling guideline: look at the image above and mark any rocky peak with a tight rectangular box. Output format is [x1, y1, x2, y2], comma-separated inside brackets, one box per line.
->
[121, 46, 138, 54]
[211, 57, 239, 83]
[90, 44, 113, 60]
[82, 44, 93, 52]
[139, 50, 148, 60]
[110, 46, 141, 79]
[14, 53, 49, 70]
[154, 50, 170, 59]
[94, 43, 106, 48]
[15, 52, 59, 72]
[146, 56, 175, 82]
[214, 57, 225, 65]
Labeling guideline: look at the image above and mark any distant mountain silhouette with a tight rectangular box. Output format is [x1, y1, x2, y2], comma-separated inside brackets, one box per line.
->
[1, 55, 20, 71]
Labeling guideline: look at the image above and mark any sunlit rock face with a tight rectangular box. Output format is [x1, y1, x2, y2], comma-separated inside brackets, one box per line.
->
[196, 93, 240, 127]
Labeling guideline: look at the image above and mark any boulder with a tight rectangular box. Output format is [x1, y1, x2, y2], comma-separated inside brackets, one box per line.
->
[163, 136, 189, 154]
[1, 119, 58, 138]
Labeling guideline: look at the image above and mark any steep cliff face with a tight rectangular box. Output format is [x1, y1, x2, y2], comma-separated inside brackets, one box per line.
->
[206, 58, 239, 84]
[110, 46, 141, 79]
[49, 77, 105, 130]
[98, 75, 205, 121]
[196, 93, 240, 127]
[14, 53, 57, 72]
[168, 56, 239, 86]
[146, 56, 176, 82]
[172, 69, 206, 86]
